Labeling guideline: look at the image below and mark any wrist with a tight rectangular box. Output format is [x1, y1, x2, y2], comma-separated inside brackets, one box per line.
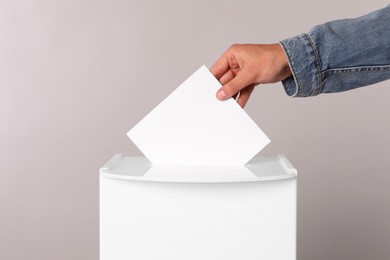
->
[275, 43, 292, 80]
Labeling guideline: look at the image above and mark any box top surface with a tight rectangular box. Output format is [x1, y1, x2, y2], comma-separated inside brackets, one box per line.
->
[100, 154, 297, 183]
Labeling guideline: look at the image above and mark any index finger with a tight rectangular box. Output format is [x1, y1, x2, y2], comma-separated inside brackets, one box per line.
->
[210, 54, 229, 79]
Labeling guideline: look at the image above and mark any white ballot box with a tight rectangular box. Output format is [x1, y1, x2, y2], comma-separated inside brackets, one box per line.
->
[100, 154, 297, 260]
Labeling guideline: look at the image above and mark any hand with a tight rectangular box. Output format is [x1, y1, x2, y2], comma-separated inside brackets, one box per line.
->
[210, 43, 292, 107]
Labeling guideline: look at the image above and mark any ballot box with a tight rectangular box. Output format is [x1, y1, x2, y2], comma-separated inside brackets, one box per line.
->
[100, 154, 297, 260]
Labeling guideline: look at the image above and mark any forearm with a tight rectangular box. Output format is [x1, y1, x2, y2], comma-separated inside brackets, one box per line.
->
[280, 5, 390, 97]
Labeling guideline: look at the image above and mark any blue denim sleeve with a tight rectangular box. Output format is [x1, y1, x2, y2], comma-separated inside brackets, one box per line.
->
[279, 5, 390, 97]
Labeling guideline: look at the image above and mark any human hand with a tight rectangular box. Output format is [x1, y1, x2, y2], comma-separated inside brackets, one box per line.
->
[210, 44, 292, 107]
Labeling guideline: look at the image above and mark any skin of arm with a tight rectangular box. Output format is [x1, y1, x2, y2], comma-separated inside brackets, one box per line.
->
[210, 43, 292, 107]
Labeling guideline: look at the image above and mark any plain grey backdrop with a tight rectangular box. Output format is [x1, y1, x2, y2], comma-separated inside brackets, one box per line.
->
[1, 0, 389, 259]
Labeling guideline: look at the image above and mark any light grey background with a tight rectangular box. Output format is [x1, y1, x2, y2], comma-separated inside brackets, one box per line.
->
[1, 1, 389, 259]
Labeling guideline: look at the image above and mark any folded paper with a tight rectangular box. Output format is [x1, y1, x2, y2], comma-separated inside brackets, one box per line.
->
[128, 65, 270, 165]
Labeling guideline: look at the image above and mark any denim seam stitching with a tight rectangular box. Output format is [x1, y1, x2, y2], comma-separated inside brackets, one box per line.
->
[322, 65, 390, 76]
[279, 41, 300, 97]
[304, 33, 322, 95]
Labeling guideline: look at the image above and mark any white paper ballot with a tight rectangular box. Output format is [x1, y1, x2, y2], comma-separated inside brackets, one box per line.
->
[128, 65, 270, 166]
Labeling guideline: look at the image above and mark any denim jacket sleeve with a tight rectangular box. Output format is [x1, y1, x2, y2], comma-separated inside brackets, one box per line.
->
[279, 5, 390, 97]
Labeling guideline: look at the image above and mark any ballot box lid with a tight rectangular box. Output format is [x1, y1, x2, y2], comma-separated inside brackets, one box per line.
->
[100, 154, 297, 183]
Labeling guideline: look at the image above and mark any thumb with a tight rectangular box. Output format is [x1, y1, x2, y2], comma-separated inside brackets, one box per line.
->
[216, 71, 254, 100]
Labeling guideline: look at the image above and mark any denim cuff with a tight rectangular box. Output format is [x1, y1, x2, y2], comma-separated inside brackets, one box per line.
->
[279, 33, 322, 97]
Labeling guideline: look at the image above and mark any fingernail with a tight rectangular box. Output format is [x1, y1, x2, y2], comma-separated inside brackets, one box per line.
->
[217, 89, 227, 100]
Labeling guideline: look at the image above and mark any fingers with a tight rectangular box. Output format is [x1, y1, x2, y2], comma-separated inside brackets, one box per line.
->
[210, 55, 229, 79]
[237, 85, 255, 108]
[219, 69, 235, 85]
[216, 71, 254, 100]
